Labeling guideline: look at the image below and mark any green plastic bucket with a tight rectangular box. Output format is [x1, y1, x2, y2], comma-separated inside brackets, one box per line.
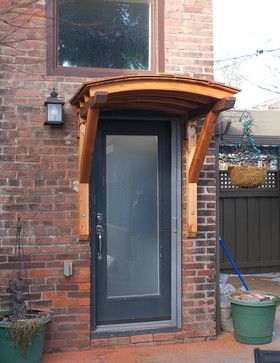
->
[0, 315, 51, 363]
[229, 292, 277, 345]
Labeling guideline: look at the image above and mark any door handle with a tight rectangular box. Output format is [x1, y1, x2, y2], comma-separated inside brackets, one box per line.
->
[96, 224, 103, 261]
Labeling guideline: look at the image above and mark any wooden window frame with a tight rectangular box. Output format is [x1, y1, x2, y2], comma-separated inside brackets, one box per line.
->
[46, 0, 164, 77]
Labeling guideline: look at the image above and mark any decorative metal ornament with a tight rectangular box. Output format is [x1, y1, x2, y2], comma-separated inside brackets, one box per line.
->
[7, 218, 29, 320]
[8, 278, 26, 320]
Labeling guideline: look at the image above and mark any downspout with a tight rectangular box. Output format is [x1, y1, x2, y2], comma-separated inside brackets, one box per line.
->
[215, 133, 221, 335]
[215, 119, 232, 334]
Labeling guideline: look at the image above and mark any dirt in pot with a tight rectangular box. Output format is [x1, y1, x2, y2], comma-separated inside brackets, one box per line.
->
[234, 290, 280, 304]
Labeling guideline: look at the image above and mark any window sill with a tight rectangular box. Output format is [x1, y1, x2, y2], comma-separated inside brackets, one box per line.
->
[46, 66, 156, 78]
[91, 321, 180, 339]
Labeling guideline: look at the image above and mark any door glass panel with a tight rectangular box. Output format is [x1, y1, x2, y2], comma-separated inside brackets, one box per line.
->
[106, 135, 159, 297]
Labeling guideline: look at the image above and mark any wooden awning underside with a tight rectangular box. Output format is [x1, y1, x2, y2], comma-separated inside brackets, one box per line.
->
[71, 74, 239, 115]
[70, 74, 239, 240]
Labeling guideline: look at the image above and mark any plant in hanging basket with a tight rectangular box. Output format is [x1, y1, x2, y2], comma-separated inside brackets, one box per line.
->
[221, 111, 268, 188]
[228, 166, 267, 188]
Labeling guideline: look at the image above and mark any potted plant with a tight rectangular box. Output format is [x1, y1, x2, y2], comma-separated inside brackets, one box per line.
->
[222, 111, 268, 188]
[229, 290, 280, 344]
[0, 219, 51, 363]
[0, 297, 51, 363]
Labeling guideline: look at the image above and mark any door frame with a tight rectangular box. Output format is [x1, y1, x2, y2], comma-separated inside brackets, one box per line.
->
[90, 110, 182, 335]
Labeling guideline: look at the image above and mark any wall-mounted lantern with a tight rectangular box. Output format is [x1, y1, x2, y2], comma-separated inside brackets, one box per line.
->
[44, 89, 64, 125]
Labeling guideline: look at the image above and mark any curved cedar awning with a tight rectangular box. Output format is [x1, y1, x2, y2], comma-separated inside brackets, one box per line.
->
[70, 74, 239, 115]
[70, 74, 240, 239]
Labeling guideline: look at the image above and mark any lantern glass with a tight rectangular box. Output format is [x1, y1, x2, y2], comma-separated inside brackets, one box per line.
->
[47, 103, 62, 123]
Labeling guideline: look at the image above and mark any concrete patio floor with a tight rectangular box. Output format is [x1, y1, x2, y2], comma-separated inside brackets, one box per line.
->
[43, 308, 280, 363]
[43, 275, 280, 363]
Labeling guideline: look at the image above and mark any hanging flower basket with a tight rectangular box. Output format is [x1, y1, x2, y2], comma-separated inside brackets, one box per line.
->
[228, 166, 267, 188]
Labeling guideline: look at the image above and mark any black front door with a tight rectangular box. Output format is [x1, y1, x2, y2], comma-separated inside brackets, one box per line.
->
[91, 116, 171, 326]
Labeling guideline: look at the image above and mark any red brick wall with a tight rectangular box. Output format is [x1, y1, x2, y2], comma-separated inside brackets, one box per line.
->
[0, 0, 215, 352]
[165, 0, 213, 79]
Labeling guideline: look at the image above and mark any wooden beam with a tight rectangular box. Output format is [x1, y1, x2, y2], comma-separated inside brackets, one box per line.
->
[187, 183, 197, 237]
[79, 92, 108, 119]
[188, 110, 218, 183]
[79, 183, 89, 240]
[78, 116, 86, 170]
[89, 91, 108, 108]
[79, 116, 89, 240]
[188, 97, 235, 183]
[188, 97, 236, 120]
[79, 106, 99, 183]
[211, 97, 236, 113]
[186, 121, 198, 237]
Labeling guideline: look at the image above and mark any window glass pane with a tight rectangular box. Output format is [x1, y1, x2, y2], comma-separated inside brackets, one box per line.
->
[57, 0, 150, 70]
[106, 135, 159, 297]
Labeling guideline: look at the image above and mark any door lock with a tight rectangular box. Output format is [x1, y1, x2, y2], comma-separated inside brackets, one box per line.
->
[96, 213, 103, 224]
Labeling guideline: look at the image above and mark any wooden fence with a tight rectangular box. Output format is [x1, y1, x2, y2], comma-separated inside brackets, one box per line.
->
[219, 170, 280, 273]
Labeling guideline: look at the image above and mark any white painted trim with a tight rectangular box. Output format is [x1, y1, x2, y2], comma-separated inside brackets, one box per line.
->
[171, 119, 182, 328]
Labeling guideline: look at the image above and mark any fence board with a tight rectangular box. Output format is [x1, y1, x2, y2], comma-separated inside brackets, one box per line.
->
[235, 198, 248, 263]
[271, 198, 280, 260]
[222, 198, 236, 261]
[247, 198, 260, 263]
[259, 197, 272, 262]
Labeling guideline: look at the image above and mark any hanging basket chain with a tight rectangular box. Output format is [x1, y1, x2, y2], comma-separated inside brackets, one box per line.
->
[234, 111, 261, 166]
[16, 218, 22, 279]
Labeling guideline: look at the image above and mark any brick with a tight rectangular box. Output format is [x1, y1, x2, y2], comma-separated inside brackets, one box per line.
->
[107, 337, 130, 346]
[56, 284, 79, 291]
[67, 339, 90, 347]
[43, 292, 68, 299]
[53, 332, 78, 339]
[153, 333, 176, 342]
[91, 338, 108, 347]
[68, 292, 90, 298]
[30, 270, 56, 277]
[78, 282, 90, 291]
[130, 334, 154, 343]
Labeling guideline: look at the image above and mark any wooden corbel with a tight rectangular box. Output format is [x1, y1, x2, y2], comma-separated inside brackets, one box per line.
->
[78, 114, 89, 240]
[186, 97, 235, 237]
[80, 110, 99, 183]
[78, 107, 99, 241]
[188, 97, 235, 183]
